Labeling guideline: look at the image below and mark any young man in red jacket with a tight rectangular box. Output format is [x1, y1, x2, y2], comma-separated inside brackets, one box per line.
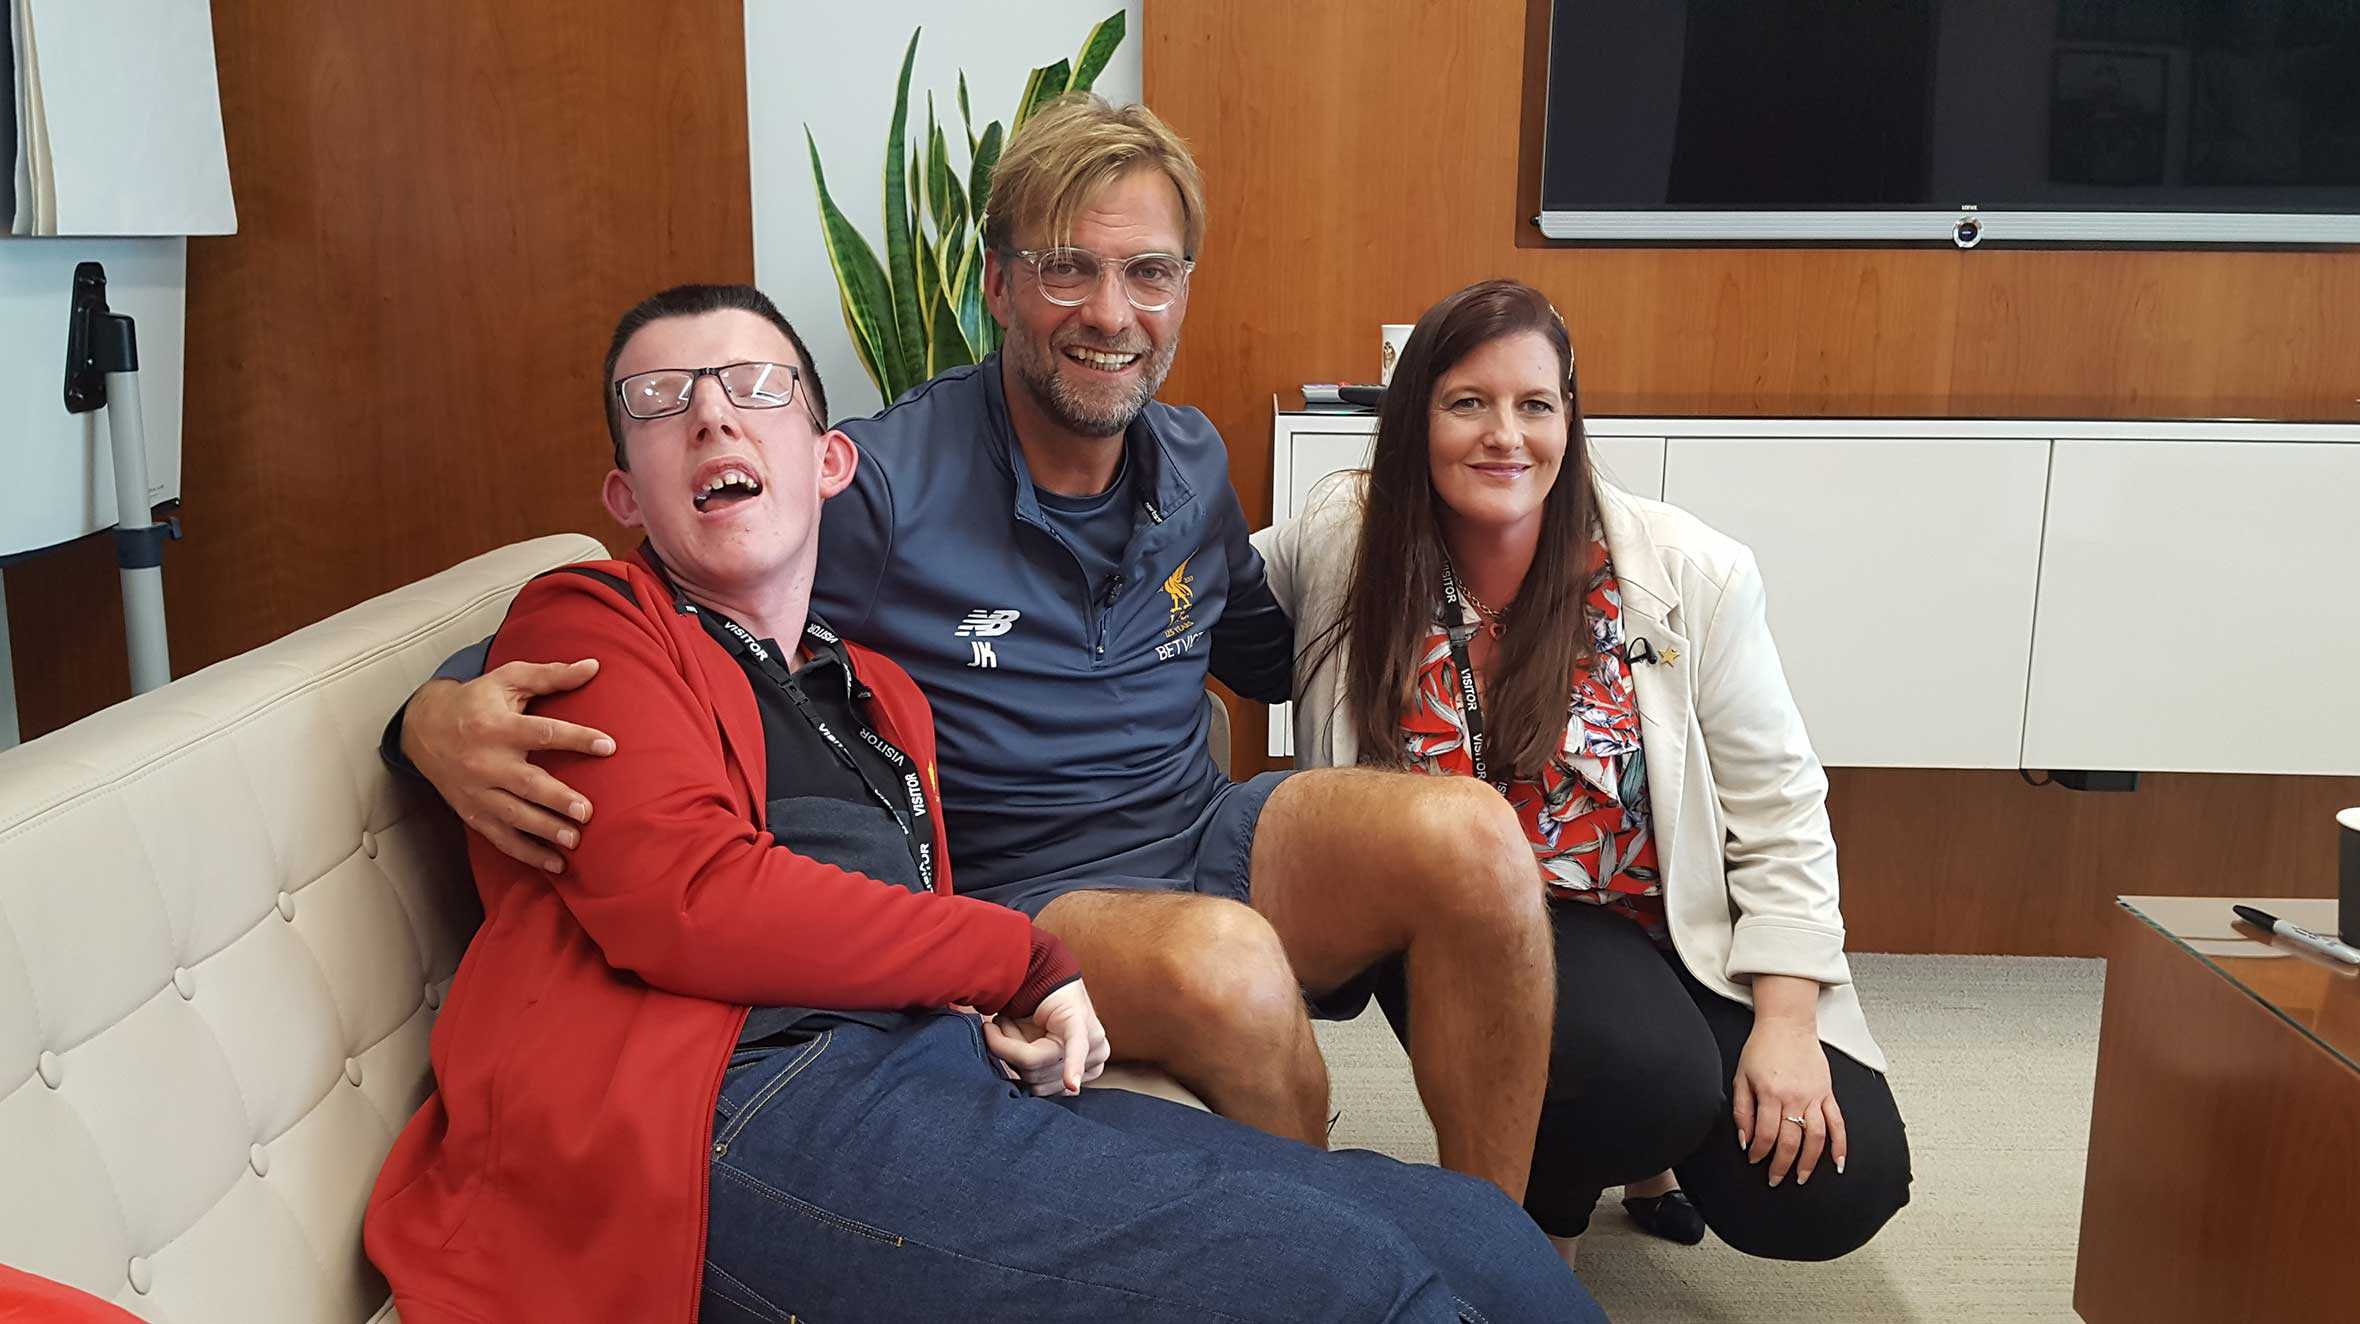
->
[361, 284, 1599, 1324]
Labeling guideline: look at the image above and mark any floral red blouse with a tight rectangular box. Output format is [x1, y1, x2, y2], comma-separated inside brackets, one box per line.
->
[1400, 536, 1666, 941]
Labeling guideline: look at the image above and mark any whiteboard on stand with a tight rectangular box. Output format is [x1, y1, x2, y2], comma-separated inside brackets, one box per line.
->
[0, 236, 185, 558]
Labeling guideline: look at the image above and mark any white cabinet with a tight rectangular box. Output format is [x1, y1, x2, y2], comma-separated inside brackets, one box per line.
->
[1262, 405, 2360, 772]
[1661, 437, 2052, 768]
[1588, 432, 1669, 499]
[2021, 439, 2360, 775]
[1283, 430, 1375, 517]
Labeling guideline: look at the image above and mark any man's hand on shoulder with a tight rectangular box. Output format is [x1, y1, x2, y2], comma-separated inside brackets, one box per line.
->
[401, 659, 615, 873]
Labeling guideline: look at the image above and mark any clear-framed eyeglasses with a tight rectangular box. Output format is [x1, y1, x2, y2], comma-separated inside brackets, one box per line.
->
[1006, 246, 1195, 313]
[613, 361, 819, 424]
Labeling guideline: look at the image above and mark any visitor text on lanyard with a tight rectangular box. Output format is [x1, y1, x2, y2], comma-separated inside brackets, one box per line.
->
[705, 611, 936, 892]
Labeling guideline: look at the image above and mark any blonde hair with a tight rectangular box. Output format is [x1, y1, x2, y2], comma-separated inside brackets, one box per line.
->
[982, 94, 1207, 258]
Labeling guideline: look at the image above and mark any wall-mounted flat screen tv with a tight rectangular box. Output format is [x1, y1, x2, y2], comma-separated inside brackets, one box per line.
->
[1539, 0, 2360, 245]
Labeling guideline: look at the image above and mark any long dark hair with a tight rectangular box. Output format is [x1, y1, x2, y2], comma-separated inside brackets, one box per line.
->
[1335, 279, 1595, 779]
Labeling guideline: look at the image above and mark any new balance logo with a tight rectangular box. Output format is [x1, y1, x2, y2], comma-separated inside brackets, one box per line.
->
[956, 609, 1020, 638]
[958, 608, 1018, 668]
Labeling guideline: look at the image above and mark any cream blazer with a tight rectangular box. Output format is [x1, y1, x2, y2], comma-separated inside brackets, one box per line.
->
[1252, 472, 1886, 1071]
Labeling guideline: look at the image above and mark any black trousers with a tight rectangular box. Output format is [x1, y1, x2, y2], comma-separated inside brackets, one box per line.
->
[1370, 900, 1912, 1259]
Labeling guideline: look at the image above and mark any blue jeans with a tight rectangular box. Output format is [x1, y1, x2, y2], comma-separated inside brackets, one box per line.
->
[701, 1014, 1603, 1323]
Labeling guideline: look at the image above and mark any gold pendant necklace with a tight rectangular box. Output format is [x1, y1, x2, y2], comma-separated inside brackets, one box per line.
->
[1459, 584, 1510, 640]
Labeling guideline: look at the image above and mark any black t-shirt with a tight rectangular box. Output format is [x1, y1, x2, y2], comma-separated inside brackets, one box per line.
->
[699, 609, 931, 1049]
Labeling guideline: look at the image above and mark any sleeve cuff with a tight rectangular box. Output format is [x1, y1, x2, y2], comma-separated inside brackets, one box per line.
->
[382, 637, 494, 780]
[1003, 927, 1083, 1019]
[1724, 916, 1852, 988]
[378, 706, 422, 780]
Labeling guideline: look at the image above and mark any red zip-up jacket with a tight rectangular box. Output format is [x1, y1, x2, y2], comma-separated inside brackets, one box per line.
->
[365, 554, 1039, 1323]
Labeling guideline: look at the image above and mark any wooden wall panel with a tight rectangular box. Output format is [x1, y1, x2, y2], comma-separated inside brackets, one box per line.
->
[1828, 770, 2360, 956]
[1951, 249, 2360, 414]
[1146, 0, 2360, 955]
[4, 0, 752, 739]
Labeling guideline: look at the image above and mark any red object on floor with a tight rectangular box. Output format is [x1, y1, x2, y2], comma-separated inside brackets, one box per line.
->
[0, 1266, 143, 1323]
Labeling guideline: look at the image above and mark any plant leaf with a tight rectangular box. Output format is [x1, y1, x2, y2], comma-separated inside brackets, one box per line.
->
[946, 242, 977, 340]
[920, 94, 939, 231]
[952, 242, 991, 356]
[1069, 10, 1126, 93]
[915, 227, 940, 348]
[969, 120, 1004, 232]
[928, 117, 955, 244]
[941, 168, 969, 273]
[1013, 58, 1071, 136]
[935, 155, 969, 310]
[806, 127, 895, 398]
[879, 29, 927, 399]
[836, 288, 882, 391]
[1012, 67, 1049, 137]
[927, 269, 973, 376]
[958, 71, 976, 157]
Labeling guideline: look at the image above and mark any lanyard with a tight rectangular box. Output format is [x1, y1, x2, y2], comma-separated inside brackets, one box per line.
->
[703, 610, 937, 893]
[1437, 560, 1508, 797]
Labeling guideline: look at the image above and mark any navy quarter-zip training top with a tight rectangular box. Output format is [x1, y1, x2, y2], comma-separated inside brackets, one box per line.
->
[815, 357, 1293, 905]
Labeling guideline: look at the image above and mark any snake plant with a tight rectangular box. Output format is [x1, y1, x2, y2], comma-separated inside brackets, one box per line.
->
[807, 11, 1128, 404]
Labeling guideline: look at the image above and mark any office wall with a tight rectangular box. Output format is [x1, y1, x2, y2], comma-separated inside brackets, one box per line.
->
[3, 0, 754, 739]
[748, 1, 1143, 422]
[1143, 0, 2360, 955]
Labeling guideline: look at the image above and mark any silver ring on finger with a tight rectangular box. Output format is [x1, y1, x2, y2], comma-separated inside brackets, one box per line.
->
[1783, 1114, 1807, 1128]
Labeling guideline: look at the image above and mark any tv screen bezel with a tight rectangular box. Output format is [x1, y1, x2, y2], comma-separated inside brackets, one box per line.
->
[1531, 209, 2360, 245]
[1534, 0, 2360, 249]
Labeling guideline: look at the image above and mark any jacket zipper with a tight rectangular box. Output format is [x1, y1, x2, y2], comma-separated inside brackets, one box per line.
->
[1016, 508, 1122, 669]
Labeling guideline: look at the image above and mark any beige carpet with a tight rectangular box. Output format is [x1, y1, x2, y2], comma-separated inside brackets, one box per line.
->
[1314, 955, 2105, 1322]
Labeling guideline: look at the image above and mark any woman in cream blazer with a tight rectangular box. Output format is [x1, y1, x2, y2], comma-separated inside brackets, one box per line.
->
[1252, 280, 1909, 1263]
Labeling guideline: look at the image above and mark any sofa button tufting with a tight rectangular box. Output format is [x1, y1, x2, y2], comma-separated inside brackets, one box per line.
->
[345, 1057, 364, 1087]
[173, 967, 195, 1000]
[127, 1257, 152, 1295]
[249, 1144, 270, 1177]
[36, 1051, 61, 1089]
[276, 891, 296, 921]
[361, 831, 379, 859]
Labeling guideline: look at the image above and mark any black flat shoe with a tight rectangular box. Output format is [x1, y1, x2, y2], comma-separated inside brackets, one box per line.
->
[1621, 1189, 1707, 1246]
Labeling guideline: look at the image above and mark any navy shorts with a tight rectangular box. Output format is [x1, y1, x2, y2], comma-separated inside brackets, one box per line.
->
[987, 770, 1294, 919]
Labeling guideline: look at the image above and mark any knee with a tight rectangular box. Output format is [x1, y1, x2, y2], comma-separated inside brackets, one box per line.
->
[1151, 900, 1304, 1044]
[1607, 1029, 1724, 1159]
[1801, 1139, 1914, 1261]
[1403, 778, 1545, 928]
[1717, 1178, 1910, 1262]
[1529, 1022, 1722, 1204]
[1707, 1135, 1913, 1262]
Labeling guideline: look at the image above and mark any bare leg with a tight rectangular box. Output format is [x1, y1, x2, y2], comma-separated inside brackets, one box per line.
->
[1626, 1171, 1678, 1198]
[1247, 769, 1554, 1200]
[1551, 1236, 1582, 1271]
[1034, 889, 1330, 1147]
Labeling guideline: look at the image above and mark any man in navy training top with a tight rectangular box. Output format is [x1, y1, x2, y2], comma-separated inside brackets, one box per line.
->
[390, 96, 1555, 1203]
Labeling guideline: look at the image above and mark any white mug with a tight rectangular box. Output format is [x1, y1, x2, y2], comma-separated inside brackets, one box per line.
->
[2339, 805, 2360, 943]
[1379, 324, 1415, 386]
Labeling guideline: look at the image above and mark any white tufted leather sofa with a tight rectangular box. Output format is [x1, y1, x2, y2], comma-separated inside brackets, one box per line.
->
[0, 533, 1205, 1323]
[0, 535, 603, 1321]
